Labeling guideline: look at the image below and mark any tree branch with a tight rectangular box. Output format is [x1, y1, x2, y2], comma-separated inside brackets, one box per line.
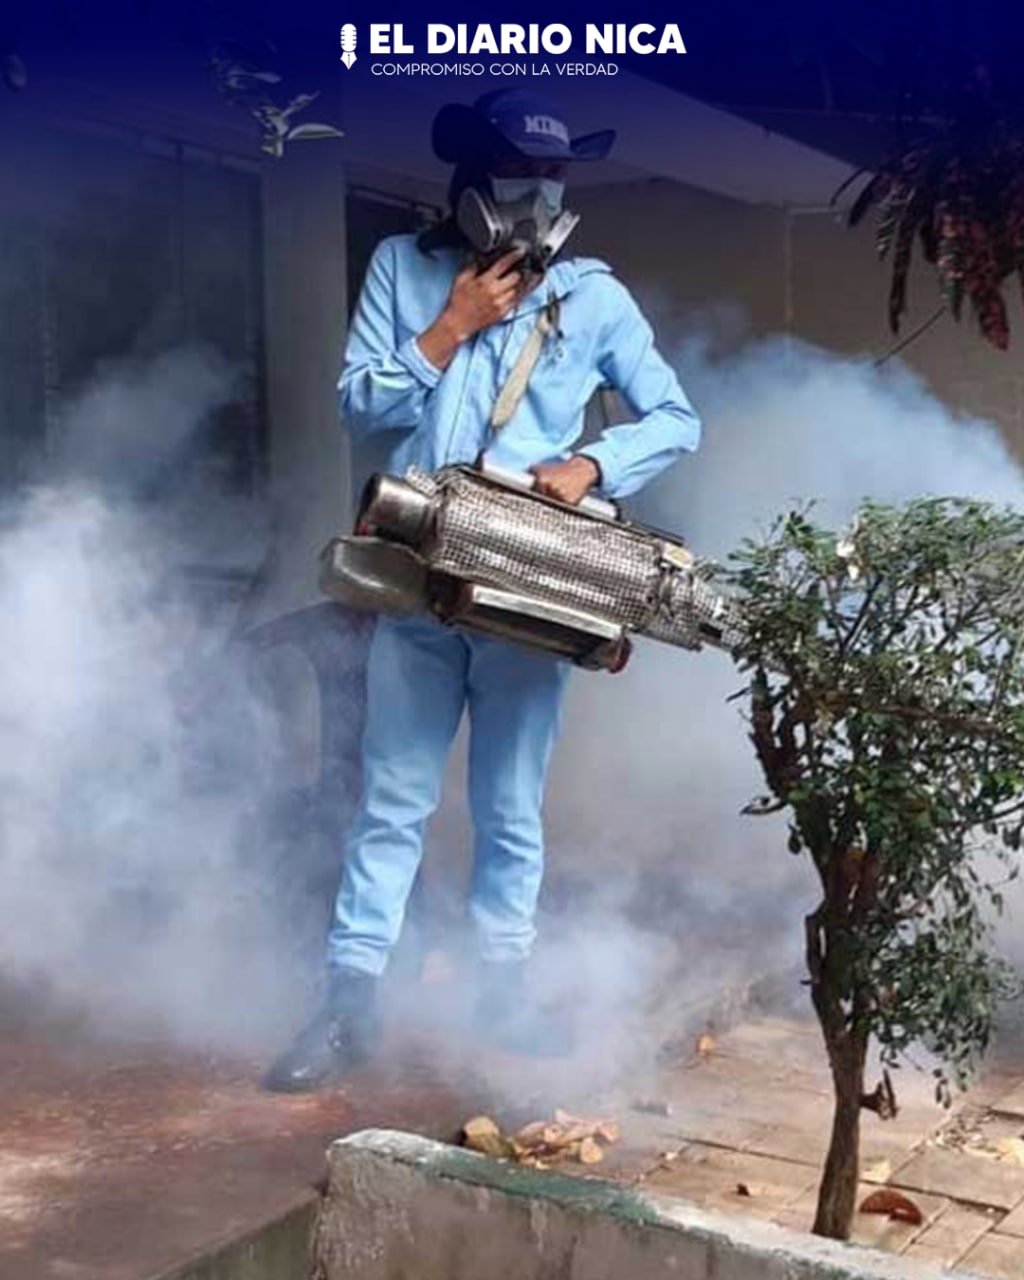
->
[860, 1071, 898, 1119]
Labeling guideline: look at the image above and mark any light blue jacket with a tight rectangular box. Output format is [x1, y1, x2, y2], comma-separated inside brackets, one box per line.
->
[338, 233, 701, 499]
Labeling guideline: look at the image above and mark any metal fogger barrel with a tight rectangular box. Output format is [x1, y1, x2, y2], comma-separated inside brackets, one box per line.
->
[319, 462, 744, 673]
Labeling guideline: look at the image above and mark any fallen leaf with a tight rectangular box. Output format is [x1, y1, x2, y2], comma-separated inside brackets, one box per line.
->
[554, 1109, 618, 1139]
[996, 1138, 1024, 1167]
[560, 1122, 599, 1145]
[463, 1115, 500, 1141]
[579, 1137, 604, 1164]
[859, 1188, 924, 1225]
[462, 1115, 514, 1159]
[596, 1119, 620, 1144]
[862, 1159, 892, 1184]
[466, 1110, 620, 1167]
[696, 1033, 716, 1060]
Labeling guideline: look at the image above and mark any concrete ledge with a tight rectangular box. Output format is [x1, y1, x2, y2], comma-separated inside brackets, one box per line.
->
[316, 1130, 979, 1280]
[149, 1190, 319, 1280]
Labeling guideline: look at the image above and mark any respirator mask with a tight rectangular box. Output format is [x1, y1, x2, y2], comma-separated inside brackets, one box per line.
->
[456, 175, 580, 276]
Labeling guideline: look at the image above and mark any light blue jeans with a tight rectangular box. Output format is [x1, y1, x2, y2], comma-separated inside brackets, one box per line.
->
[326, 613, 572, 976]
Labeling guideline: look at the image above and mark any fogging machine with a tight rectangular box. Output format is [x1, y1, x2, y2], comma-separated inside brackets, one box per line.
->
[319, 462, 744, 673]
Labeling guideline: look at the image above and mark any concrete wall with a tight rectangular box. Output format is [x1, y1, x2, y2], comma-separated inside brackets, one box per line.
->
[316, 1130, 963, 1280]
[155, 1191, 318, 1280]
[571, 177, 786, 335]
[567, 176, 1024, 464]
[789, 210, 1024, 460]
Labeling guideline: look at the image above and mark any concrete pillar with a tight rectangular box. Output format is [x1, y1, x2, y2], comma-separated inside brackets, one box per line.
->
[259, 141, 349, 621]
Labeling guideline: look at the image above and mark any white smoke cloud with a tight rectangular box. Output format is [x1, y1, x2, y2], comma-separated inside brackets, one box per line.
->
[483, 318, 1024, 1100]
[640, 321, 1024, 553]
[54, 346, 240, 489]
[412, 318, 1024, 1105]
[0, 347, 318, 1054]
[1, 318, 1022, 1093]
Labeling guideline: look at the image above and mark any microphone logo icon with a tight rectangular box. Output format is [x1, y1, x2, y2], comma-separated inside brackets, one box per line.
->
[340, 25, 357, 68]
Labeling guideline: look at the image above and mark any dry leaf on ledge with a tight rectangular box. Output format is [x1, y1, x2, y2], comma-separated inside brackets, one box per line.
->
[464, 1109, 620, 1167]
[462, 1115, 515, 1159]
[862, 1159, 892, 1184]
[696, 1032, 716, 1060]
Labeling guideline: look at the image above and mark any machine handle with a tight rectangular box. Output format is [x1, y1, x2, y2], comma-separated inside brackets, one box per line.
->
[477, 458, 621, 523]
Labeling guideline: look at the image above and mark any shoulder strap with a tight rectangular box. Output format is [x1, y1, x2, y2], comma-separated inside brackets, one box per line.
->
[489, 294, 562, 431]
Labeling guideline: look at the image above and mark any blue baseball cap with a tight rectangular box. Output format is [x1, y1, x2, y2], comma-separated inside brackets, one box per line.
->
[432, 89, 615, 164]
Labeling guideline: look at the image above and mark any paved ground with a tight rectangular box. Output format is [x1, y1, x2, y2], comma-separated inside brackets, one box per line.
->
[549, 1016, 1024, 1279]
[6, 980, 1024, 1279]
[0, 991, 477, 1280]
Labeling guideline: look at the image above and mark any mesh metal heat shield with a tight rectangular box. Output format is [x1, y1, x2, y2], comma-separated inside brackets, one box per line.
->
[426, 468, 658, 628]
[406, 467, 745, 654]
[647, 570, 746, 651]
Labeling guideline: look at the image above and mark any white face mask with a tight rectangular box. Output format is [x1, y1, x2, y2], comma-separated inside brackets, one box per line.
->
[490, 176, 565, 216]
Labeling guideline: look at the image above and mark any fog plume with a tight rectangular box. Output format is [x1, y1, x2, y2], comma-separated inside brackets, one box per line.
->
[458, 319, 1024, 1094]
[1, 319, 1022, 1084]
[0, 346, 314, 1053]
[638, 320, 1024, 949]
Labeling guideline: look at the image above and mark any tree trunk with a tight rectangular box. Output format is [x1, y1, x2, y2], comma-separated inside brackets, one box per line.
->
[813, 1033, 868, 1239]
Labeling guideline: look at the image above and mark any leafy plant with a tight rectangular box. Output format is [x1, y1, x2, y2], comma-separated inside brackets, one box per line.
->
[726, 497, 1024, 1238]
[841, 61, 1024, 351]
[0, 4, 343, 158]
[205, 44, 344, 158]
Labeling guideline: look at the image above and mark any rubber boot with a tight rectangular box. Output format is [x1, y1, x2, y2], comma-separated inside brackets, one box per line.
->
[262, 968, 379, 1093]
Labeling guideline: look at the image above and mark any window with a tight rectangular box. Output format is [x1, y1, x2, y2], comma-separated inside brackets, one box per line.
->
[0, 122, 266, 505]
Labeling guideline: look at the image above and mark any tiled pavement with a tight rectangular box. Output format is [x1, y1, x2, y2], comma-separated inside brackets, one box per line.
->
[560, 1015, 1024, 1279]
[7, 986, 1024, 1279]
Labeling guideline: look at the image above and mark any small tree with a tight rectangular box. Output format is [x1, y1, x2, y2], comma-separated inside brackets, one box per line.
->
[726, 496, 1024, 1239]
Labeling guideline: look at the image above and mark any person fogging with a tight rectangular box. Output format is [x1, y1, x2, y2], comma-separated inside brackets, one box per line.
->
[263, 89, 702, 1092]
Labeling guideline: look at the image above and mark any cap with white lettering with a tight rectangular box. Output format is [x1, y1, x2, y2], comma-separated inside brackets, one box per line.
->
[432, 88, 615, 163]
